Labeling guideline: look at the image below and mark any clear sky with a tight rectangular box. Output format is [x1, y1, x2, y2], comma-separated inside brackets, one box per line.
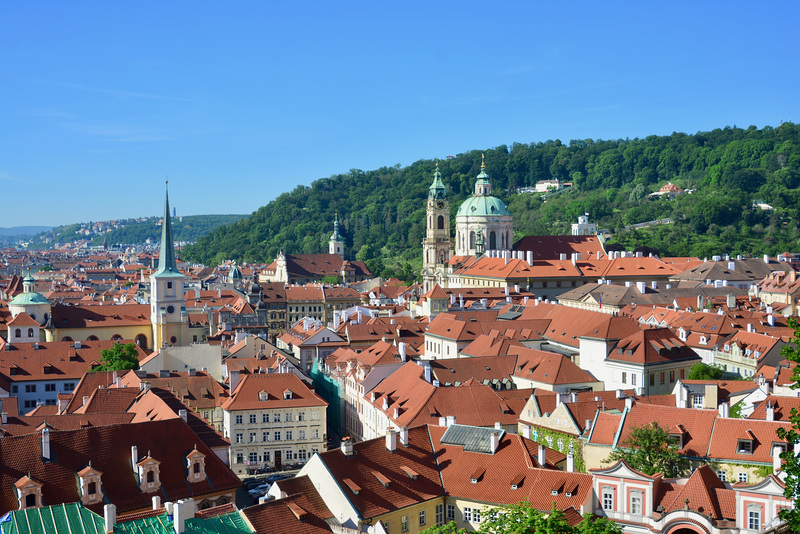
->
[2, 1, 799, 227]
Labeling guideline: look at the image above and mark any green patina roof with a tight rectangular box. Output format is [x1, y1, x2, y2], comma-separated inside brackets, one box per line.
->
[153, 185, 183, 278]
[456, 195, 511, 217]
[9, 291, 50, 306]
[0, 503, 105, 534]
[428, 164, 446, 200]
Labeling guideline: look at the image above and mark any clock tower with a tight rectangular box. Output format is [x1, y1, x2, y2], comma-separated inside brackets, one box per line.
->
[422, 163, 453, 292]
[150, 183, 188, 349]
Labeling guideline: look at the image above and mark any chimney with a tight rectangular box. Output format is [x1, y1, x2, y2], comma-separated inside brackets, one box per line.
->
[555, 393, 563, 406]
[764, 254, 770, 263]
[566, 453, 575, 472]
[131, 445, 139, 474]
[768, 315, 775, 327]
[340, 437, 354, 456]
[179, 409, 188, 422]
[386, 428, 397, 452]
[446, 415, 456, 427]
[229, 370, 241, 392]
[774, 446, 783, 474]
[75, 340, 81, 349]
[152, 496, 161, 510]
[636, 281, 646, 294]
[490, 431, 501, 454]
[625, 397, 634, 410]
[571, 392, 578, 403]
[188, 368, 196, 377]
[399, 426, 409, 447]
[585, 419, 592, 432]
[494, 422, 502, 430]
[719, 401, 730, 418]
[616, 389, 624, 399]
[527, 251, 533, 265]
[1, 412, 7, 425]
[174, 500, 186, 534]
[83, 395, 90, 406]
[538, 444, 546, 466]
[104, 504, 117, 533]
[766, 402, 775, 421]
[747, 323, 753, 333]
[399, 342, 407, 363]
[514, 284, 520, 293]
[439, 417, 446, 427]
[651, 281, 658, 290]
[41, 427, 51, 461]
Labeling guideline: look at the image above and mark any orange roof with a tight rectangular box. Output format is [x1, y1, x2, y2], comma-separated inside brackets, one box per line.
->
[221, 373, 327, 411]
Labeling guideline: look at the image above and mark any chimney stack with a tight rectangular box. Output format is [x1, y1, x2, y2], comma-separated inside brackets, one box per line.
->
[229, 370, 242, 392]
[538, 444, 546, 466]
[386, 428, 397, 452]
[340, 437, 354, 456]
[179, 409, 188, 422]
[719, 401, 730, 418]
[41, 427, 51, 461]
[131, 446, 139, 474]
[774, 446, 783, 474]
[490, 431, 501, 454]
[766, 402, 775, 421]
[446, 415, 456, 427]
[152, 496, 161, 510]
[399, 426, 409, 447]
[104, 504, 117, 533]
[567, 453, 575, 472]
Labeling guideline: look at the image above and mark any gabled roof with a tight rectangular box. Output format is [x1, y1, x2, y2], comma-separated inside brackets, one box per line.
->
[221, 373, 327, 411]
[608, 328, 700, 365]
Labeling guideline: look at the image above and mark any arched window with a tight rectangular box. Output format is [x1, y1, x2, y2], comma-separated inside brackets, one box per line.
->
[14, 329, 21, 337]
[135, 334, 148, 348]
[437, 215, 444, 230]
[111, 334, 123, 341]
[25, 494, 36, 508]
[88, 482, 96, 494]
[87, 335, 99, 341]
[147, 471, 154, 483]
[62, 336, 73, 342]
[469, 231, 476, 249]
[489, 231, 497, 250]
[27, 328, 34, 337]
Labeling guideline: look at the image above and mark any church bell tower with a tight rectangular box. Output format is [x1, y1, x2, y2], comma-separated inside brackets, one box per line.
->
[422, 163, 452, 291]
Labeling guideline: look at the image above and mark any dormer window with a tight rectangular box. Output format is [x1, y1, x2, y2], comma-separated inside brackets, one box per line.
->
[738, 439, 754, 454]
[77, 464, 103, 505]
[15, 475, 43, 510]
[137, 455, 162, 493]
[283, 389, 293, 400]
[186, 448, 207, 483]
[259, 391, 268, 402]
[699, 336, 707, 345]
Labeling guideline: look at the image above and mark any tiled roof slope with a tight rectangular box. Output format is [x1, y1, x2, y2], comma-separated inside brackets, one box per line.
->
[0, 418, 241, 516]
[50, 304, 151, 328]
[242, 493, 334, 534]
[618, 404, 718, 458]
[221, 373, 327, 411]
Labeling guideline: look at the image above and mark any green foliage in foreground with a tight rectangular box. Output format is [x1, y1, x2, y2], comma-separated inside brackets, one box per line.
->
[91, 343, 140, 372]
[182, 123, 800, 275]
[420, 502, 621, 534]
[776, 317, 800, 528]
[605, 422, 688, 477]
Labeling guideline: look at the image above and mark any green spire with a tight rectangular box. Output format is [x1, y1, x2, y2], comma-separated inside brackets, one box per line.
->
[428, 161, 446, 200]
[331, 213, 343, 241]
[154, 182, 180, 276]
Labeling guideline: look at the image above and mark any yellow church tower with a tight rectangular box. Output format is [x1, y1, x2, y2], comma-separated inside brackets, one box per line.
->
[150, 183, 188, 348]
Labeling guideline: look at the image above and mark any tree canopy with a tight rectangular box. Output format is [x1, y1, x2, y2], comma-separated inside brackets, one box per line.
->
[605, 422, 687, 477]
[687, 362, 725, 380]
[776, 317, 800, 528]
[91, 343, 141, 372]
[420, 502, 620, 534]
[180, 123, 800, 279]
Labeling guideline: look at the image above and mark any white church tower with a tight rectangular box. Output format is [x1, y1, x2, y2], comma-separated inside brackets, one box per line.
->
[422, 163, 453, 292]
[329, 215, 345, 257]
[150, 183, 188, 349]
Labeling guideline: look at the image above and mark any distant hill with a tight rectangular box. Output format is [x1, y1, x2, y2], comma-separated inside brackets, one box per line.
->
[181, 123, 800, 279]
[27, 215, 248, 248]
[0, 226, 52, 236]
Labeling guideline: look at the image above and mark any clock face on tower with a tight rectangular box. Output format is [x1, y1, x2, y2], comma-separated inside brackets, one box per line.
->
[437, 201, 445, 209]
[167, 305, 175, 314]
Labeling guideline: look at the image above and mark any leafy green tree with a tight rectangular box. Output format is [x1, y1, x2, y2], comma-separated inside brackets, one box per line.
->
[776, 317, 800, 528]
[605, 422, 687, 476]
[91, 343, 141, 372]
[687, 362, 725, 380]
[321, 275, 339, 285]
[422, 502, 620, 534]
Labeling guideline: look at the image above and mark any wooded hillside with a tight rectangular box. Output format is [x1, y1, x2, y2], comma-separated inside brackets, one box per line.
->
[182, 123, 800, 279]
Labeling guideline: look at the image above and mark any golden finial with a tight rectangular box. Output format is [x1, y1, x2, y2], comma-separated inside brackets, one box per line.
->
[481, 153, 485, 169]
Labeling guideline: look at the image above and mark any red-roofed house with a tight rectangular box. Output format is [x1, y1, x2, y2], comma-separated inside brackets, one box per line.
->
[221, 373, 327, 475]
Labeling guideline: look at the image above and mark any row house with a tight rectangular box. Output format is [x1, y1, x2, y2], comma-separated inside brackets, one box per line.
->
[0, 418, 240, 515]
[221, 372, 327, 475]
[591, 460, 791, 533]
[276, 318, 346, 373]
[294, 423, 589, 534]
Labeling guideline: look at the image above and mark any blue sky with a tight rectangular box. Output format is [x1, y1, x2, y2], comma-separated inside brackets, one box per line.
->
[2, 1, 799, 227]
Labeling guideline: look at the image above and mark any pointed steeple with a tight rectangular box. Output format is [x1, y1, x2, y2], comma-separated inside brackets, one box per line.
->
[331, 213, 343, 241]
[154, 182, 178, 276]
[428, 161, 447, 200]
[474, 153, 492, 195]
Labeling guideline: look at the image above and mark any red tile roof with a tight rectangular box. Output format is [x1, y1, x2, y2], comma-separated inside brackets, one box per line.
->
[221, 373, 327, 412]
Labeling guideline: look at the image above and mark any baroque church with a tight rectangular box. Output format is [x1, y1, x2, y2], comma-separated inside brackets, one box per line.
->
[422, 155, 513, 291]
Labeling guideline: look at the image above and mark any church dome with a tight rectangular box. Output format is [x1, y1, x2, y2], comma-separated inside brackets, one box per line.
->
[10, 291, 50, 306]
[456, 195, 510, 217]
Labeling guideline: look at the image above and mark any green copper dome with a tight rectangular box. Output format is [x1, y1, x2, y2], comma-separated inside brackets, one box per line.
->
[456, 195, 511, 217]
[10, 291, 50, 306]
[428, 164, 446, 200]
